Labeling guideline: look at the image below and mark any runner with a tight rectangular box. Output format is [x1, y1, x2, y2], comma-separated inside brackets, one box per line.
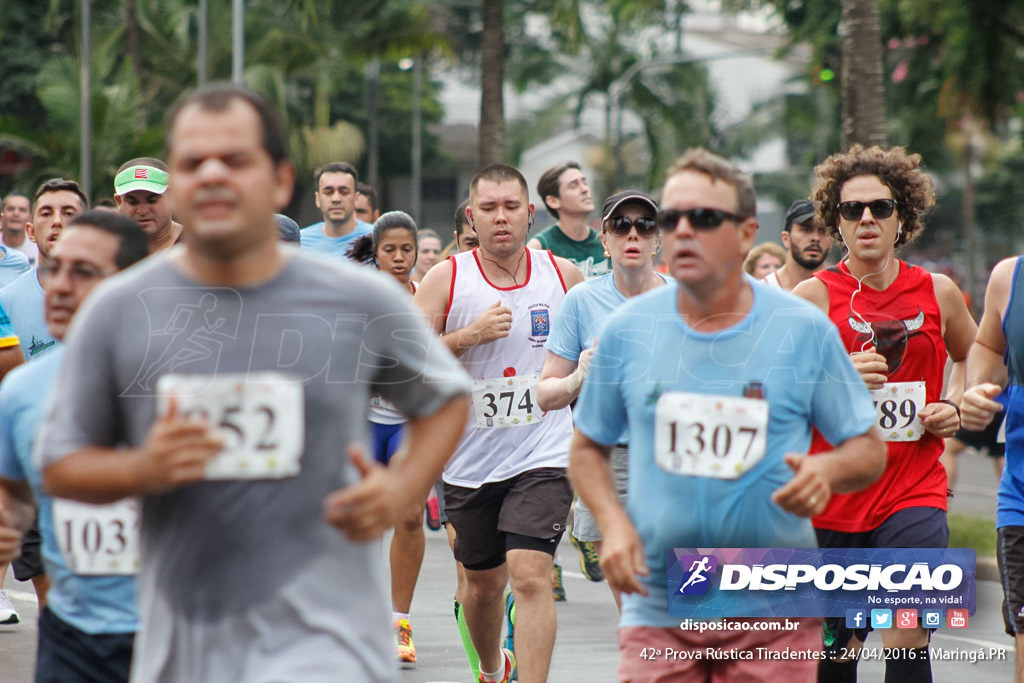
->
[0, 210, 148, 681]
[570, 147, 885, 682]
[349, 211, 428, 664]
[961, 257, 1024, 683]
[538, 189, 668, 607]
[37, 84, 470, 682]
[761, 198, 833, 291]
[793, 144, 977, 681]
[416, 163, 584, 683]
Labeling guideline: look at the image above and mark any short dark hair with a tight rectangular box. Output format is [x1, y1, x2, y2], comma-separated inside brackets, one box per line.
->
[347, 210, 419, 265]
[470, 164, 529, 203]
[666, 149, 756, 219]
[166, 84, 289, 166]
[117, 157, 168, 175]
[69, 210, 150, 270]
[537, 161, 581, 219]
[2, 193, 29, 210]
[454, 198, 471, 234]
[33, 178, 89, 212]
[314, 162, 359, 189]
[356, 182, 378, 212]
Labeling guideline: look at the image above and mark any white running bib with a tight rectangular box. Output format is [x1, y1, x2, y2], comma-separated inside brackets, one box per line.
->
[471, 374, 543, 428]
[53, 498, 140, 575]
[869, 381, 925, 441]
[654, 392, 768, 479]
[157, 373, 305, 479]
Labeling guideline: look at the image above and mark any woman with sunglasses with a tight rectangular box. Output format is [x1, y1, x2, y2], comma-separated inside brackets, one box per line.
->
[793, 145, 977, 682]
[538, 190, 668, 610]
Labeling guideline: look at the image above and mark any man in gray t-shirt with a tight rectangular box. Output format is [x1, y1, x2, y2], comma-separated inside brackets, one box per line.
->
[39, 85, 470, 683]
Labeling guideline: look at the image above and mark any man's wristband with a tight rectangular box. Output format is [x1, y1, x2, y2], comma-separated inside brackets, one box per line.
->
[940, 399, 961, 420]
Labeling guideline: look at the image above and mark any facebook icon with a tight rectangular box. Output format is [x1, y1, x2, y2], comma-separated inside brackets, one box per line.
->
[845, 609, 866, 629]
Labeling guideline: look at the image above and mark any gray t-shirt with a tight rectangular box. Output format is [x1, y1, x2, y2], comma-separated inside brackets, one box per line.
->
[38, 250, 469, 682]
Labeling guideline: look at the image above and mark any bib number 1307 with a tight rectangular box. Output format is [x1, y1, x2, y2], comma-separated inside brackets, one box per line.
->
[654, 392, 768, 479]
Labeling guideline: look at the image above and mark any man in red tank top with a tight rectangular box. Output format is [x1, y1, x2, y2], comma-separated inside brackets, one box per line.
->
[794, 145, 977, 683]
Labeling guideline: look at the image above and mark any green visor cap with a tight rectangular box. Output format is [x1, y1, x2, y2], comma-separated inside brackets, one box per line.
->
[114, 165, 169, 195]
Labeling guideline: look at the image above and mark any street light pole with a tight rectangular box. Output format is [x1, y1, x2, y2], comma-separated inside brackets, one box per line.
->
[198, 0, 208, 85]
[232, 0, 244, 84]
[80, 0, 92, 199]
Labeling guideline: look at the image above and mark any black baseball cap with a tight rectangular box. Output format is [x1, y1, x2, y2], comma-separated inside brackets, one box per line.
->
[602, 190, 658, 221]
[783, 199, 818, 230]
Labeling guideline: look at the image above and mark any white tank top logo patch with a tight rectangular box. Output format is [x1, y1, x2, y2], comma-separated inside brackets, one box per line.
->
[528, 304, 551, 347]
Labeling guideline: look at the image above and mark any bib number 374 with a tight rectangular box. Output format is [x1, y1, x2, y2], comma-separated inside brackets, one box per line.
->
[654, 392, 767, 479]
[471, 374, 543, 428]
[157, 373, 305, 479]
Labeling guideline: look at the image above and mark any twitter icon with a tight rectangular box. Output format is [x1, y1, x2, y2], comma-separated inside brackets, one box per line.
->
[871, 609, 892, 629]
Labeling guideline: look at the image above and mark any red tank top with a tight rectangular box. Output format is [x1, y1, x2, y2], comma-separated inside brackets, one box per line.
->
[810, 260, 947, 532]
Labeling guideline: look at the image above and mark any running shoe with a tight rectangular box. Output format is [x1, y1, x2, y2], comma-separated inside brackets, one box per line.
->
[552, 562, 566, 602]
[394, 618, 416, 663]
[0, 590, 19, 625]
[425, 494, 442, 531]
[503, 590, 516, 653]
[478, 647, 516, 683]
[571, 535, 605, 582]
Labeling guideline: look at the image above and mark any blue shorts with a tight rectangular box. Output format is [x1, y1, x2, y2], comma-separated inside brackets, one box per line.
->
[816, 507, 948, 652]
[370, 421, 404, 465]
[36, 607, 134, 683]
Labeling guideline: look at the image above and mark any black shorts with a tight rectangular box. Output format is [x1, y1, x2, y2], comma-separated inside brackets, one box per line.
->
[998, 526, 1024, 636]
[444, 467, 572, 571]
[12, 521, 43, 581]
[816, 507, 949, 652]
[954, 409, 1006, 457]
[36, 607, 134, 683]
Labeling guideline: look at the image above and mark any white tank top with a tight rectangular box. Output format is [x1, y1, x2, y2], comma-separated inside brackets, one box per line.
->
[443, 248, 574, 487]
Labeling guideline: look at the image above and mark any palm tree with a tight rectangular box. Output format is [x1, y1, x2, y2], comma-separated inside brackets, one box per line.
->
[840, 0, 886, 147]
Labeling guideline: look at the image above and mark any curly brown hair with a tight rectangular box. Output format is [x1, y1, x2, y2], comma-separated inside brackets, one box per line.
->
[811, 145, 935, 249]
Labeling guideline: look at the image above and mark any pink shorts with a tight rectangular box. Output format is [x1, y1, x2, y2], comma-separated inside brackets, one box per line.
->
[618, 618, 823, 683]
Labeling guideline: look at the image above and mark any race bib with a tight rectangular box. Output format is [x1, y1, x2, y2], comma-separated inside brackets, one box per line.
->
[471, 374, 543, 428]
[52, 499, 139, 575]
[869, 381, 925, 441]
[654, 392, 768, 479]
[157, 373, 305, 479]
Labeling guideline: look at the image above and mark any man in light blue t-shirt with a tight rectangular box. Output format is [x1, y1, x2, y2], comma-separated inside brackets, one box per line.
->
[0, 245, 29, 289]
[0, 178, 88, 365]
[299, 161, 372, 259]
[0, 210, 149, 681]
[570, 148, 885, 682]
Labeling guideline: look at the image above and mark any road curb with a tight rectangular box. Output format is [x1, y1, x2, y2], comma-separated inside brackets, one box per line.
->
[978, 556, 1000, 583]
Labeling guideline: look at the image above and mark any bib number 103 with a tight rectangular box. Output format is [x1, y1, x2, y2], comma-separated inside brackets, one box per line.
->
[53, 498, 140, 576]
[654, 392, 767, 479]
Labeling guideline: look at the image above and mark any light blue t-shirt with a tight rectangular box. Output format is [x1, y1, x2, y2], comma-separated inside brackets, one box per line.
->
[546, 271, 668, 443]
[0, 268, 56, 359]
[0, 346, 138, 635]
[299, 220, 373, 259]
[0, 245, 30, 288]
[574, 279, 877, 628]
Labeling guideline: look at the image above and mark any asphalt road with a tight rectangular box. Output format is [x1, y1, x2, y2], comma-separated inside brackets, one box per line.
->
[0, 450, 1010, 682]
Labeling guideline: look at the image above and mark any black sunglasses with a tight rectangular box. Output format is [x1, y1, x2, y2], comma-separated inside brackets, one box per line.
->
[837, 198, 897, 221]
[657, 208, 744, 232]
[607, 215, 658, 236]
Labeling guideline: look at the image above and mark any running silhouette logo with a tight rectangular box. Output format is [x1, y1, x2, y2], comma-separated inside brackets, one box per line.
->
[677, 554, 719, 595]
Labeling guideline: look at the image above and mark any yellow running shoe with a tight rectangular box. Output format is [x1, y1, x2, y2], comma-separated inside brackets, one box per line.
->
[394, 618, 417, 664]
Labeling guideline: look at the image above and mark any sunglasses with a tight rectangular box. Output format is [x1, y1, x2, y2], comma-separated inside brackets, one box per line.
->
[607, 215, 658, 236]
[837, 198, 897, 221]
[657, 208, 744, 232]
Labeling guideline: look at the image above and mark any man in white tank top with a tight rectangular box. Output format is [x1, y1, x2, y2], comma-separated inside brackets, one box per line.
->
[761, 199, 833, 291]
[416, 164, 583, 683]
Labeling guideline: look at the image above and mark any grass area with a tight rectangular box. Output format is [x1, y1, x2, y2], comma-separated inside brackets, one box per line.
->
[948, 511, 997, 558]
